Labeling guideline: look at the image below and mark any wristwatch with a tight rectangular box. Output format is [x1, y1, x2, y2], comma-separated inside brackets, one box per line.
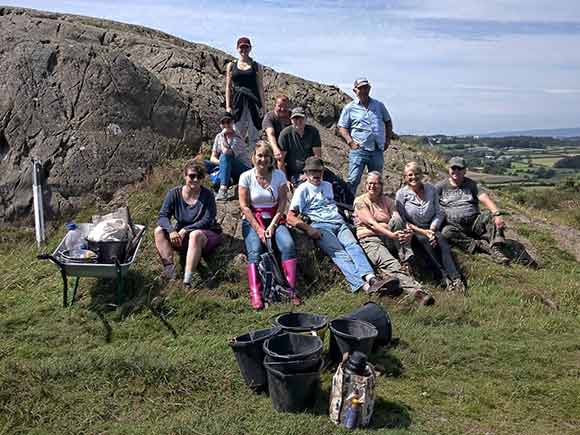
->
[492, 211, 502, 217]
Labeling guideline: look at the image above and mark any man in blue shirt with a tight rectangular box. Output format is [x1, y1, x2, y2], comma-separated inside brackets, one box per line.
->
[338, 77, 392, 197]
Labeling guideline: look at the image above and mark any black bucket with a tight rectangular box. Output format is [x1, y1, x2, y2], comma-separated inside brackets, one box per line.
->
[263, 332, 323, 362]
[265, 359, 323, 413]
[270, 312, 329, 338]
[344, 302, 392, 348]
[329, 319, 378, 362]
[264, 354, 321, 374]
[229, 327, 281, 392]
[86, 239, 127, 264]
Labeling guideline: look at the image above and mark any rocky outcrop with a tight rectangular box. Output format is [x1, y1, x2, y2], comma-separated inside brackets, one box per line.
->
[0, 6, 435, 222]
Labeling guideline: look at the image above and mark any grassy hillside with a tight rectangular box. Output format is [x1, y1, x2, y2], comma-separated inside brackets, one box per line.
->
[1, 161, 579, 435]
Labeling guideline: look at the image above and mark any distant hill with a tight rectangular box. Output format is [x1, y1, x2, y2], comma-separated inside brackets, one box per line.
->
[479, 127, 580, 138]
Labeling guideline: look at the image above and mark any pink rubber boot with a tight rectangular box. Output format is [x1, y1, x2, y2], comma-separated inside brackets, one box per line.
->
[281, 258, 301, 306]
[246, 263, 264, 310]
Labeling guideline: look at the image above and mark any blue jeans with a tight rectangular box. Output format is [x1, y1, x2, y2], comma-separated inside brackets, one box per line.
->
[242, 219, 296, 264]
[313, 222, 374, 292]
[347, 148, 384, 196]
[219, 154, 250, 188]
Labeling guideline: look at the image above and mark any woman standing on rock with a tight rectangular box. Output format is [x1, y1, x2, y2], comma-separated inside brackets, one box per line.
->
[225, 36, 265, 150]
[395, 162, 465, 293]
[154, 160, 223, 289]
[238, 141, 299, 310]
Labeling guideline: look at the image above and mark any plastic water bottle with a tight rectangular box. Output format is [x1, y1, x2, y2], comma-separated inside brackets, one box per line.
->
[64, 223, 85, 251]
[342, 394, 362, 430]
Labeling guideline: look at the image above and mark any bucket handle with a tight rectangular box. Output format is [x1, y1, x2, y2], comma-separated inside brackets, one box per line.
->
[268, 311, 292, 326]
[268, 312, 319, 336]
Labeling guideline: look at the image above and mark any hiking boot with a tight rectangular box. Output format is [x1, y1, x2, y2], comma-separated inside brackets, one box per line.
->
[490, 244, 510, 265]
[162, 263, 177, 281]
[452, 278, 467, 295]
[414, 289, 435, 306]
[363, 277, 384, 294]
[378, 275, 403, 297]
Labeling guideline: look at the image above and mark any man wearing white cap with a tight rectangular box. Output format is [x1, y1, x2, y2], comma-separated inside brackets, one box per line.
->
[338, 77, 392, 197]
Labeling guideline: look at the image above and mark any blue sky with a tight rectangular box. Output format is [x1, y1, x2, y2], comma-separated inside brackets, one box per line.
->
[6, 0, 580, 135]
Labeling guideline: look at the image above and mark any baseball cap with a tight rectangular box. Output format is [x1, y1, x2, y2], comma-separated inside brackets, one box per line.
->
[353, 77, 370, 88]
[219, 111, 234, 123]
[448, 156, 466, 168]
[290, 106, 306, 118]
[236, 36, 251, 48]
[303, 157, 325, 171]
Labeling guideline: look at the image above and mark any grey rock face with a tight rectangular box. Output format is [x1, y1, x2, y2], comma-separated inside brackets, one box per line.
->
[0, 6, 433, 222]
[0, 7, 349, 221]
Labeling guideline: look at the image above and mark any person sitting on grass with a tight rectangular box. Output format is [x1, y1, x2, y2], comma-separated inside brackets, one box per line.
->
[238, 141, 300, 310]
[154, 160, 223, 289]
[354, 171, 435, 305]
[396, 161, 466, 293]
[207, 111, 252, 201]
[436, 157, 510, 265]
[287, 157, 391, 295]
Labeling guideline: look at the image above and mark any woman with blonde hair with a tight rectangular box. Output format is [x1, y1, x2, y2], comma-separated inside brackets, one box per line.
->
[238, 141, 299, 309]
[395, 162, 465, 293]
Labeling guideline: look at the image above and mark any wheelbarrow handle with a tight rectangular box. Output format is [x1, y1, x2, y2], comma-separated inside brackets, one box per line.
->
[37, 253, 65, 270]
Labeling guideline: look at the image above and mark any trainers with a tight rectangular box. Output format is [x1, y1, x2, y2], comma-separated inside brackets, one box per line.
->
[162, 263, 177, 280]
[452, 278, 467, 295]
[215, 188, 229, 201]
[490, 244, 510, 265]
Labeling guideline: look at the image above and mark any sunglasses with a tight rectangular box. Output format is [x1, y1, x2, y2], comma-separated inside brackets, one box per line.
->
[187, 173, 203, 180]
[450, 166, 465, 171]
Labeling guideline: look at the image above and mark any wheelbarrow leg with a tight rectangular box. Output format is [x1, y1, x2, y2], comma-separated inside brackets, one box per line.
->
[70, 277, 80, 305]
[60, 268, 69, 308]
[114, 259, 124, 306]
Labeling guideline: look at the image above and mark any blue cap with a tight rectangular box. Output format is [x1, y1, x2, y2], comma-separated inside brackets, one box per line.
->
[66, 222, 77, 230]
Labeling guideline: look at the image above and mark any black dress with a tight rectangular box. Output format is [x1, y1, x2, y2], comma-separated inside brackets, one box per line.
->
[231, 61, 262, 129]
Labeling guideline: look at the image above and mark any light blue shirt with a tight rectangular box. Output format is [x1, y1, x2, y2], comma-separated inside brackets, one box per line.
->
[337, 97, 391, 151]
[289, 181, 344, 225]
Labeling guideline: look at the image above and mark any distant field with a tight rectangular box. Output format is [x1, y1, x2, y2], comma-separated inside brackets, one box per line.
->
[531, 157, 563, 167]
[466, 171, 525, 184]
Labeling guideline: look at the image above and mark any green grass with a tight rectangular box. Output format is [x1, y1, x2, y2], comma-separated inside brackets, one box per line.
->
[1, 164, 580, 435]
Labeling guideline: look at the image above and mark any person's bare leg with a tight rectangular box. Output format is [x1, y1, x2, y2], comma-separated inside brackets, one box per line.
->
[184, 230, 208, 285]
[154, 226, 176, 279]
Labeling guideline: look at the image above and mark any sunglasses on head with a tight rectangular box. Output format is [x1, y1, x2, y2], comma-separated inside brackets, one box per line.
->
[187, 173, 202, 180]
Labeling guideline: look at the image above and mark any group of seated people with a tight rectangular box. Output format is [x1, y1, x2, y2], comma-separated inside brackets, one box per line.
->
[154, 144, 511, 309]
[153, 35, 512, 309]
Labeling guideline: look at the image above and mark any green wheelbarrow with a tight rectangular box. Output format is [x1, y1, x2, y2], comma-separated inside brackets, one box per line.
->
[38, 223, 145, 307]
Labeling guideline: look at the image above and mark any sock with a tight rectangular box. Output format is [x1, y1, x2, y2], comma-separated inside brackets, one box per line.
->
[364, 273, 376, 282]
[183, 271, 193, 284]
